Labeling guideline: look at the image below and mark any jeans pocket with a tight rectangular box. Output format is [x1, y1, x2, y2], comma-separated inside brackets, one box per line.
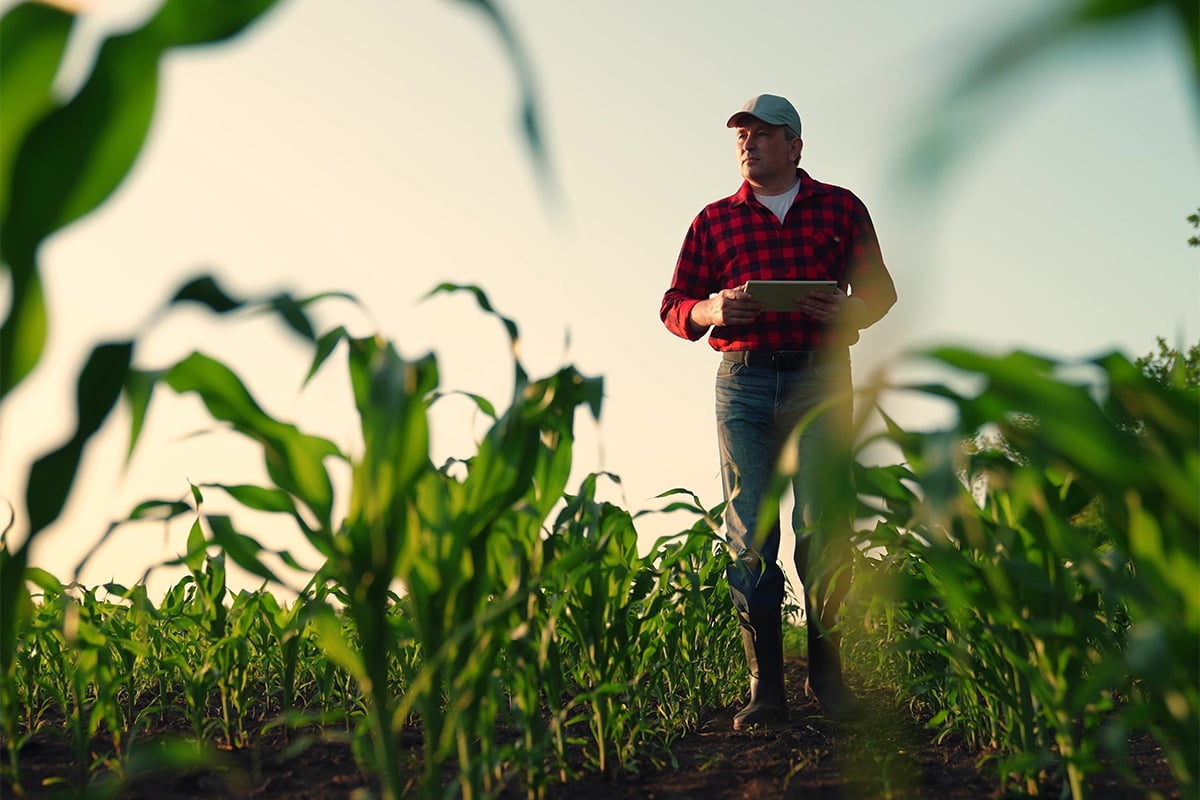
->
[717, 359, 745, 379]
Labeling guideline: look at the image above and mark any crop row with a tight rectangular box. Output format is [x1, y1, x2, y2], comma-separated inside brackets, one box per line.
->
[2, 285, 1197, 800]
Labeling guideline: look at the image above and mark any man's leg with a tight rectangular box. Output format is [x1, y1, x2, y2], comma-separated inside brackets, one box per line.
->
[715, 361, 788, 729]
[787, 362, 864, 722]
[731, 605, 786, 730]
[794, 531, 863, 721]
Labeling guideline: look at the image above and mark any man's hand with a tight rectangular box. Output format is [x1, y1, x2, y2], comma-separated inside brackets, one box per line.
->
[691, 288, 764, 332]
[796, 287, 867, 328]
[688, 285, 869, 336]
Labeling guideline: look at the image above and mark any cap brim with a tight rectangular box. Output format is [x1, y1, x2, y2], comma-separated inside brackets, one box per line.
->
[727, 111, 763, 128]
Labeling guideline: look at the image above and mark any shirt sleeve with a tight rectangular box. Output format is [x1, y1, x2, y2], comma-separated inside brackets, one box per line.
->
[846, 199, 897, 328]
[660, 211, 716, 341]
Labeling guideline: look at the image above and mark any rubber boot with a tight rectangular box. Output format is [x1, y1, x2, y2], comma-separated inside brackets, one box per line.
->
[803, 613, 864, 723]
[795, 524, 864, 723]
[732, 608, 788, 731]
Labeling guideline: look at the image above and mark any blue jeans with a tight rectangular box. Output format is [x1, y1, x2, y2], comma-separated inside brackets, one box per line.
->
[715, 356, 855, 616]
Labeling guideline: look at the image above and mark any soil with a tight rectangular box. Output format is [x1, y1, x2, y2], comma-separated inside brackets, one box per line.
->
[4, 656, 1181, 800]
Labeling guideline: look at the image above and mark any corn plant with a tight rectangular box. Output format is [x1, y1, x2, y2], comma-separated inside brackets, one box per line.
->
[1, 1, 546, 791]
[633, 516, 745, 730]
[0, 3, 865, 793]
[94, 583, 160, 752]
[6, 568, 68, 794]
[494, 579, 574, 796]
[35, 278, 604, 799]
[852, 347, 1198, 799]
[547, 477, 648, 777]
[4, 278, 750, 798]
[241, 589, 308, 735]
[13, 313, 1192, 800]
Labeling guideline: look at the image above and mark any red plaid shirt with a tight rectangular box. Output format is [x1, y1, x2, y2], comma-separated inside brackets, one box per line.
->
[660, 169, 895, 351]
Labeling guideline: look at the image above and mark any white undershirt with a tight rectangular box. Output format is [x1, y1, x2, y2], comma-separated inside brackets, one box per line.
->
[755, 180, 800, 223]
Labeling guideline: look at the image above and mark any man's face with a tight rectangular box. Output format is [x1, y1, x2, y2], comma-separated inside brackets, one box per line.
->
[733, 116, 803, 191]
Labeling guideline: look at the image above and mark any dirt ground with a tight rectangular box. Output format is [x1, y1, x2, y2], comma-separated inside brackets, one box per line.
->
[6, 656, 1181, 800]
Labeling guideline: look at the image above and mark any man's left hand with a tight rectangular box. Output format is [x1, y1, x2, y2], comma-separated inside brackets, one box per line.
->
[796, 288, 866, 328]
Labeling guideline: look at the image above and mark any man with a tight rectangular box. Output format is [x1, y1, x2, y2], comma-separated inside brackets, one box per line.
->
[659, 94, 897, 729]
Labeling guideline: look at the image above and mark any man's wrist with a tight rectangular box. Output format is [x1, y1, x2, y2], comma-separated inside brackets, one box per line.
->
[688, 298, 711, 333]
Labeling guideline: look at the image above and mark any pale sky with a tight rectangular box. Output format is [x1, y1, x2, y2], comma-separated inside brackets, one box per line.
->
[2, 0, 1197, 596]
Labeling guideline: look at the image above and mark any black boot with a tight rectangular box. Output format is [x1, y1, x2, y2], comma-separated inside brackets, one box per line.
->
[796, 526, 864, 723]
[804, 614, 864, 723]
[732, 608, 788, 731]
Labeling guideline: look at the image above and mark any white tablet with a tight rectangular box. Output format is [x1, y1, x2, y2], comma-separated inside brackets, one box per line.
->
[742, 280, 838, 312]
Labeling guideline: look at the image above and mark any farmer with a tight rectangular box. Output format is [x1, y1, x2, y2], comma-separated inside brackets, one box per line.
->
[659, 94, 897, 728]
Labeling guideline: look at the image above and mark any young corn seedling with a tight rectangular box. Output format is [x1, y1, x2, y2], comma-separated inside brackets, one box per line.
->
[856, 347, 1198, 799]
[92, 280, 603, 799]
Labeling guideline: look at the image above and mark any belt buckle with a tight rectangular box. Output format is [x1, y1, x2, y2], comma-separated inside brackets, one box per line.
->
[771, 351, 809, 370]
[768, 352, 796, 371]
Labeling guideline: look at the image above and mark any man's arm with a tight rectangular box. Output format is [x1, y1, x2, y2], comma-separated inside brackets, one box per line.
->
[661, 203, 777, 339]
[841, 199, 897, 331]
[661, 214, 718, 341]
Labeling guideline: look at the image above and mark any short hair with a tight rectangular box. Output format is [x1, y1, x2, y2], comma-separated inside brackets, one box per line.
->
[784, 126, 802, 165]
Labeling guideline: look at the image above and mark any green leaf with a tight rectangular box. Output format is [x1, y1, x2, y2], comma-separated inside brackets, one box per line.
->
[165, 352, 340, 528]
[204, 482, 324, 555]
[529, 430, 573, 519]
[25, 341, 134, 535]
[204, 514, 281, 584]
[123, 368, 159, 463]
[425, 283, 520, 349]
[0, 1, 282, 402]
[267, 293, 315, 341]
[170, 275, 243, 313]
[0, 269, 47, 399]
[127, 498, 193, 521]
[307, 326, 350, 385]
[444, 0, 558, 204]
[350, 345, 437, 526]
[0, 2, 73, 222]
[6, 0, 281, 245]
[5, 32, 158, 255]
[311, 604, 366, 684]
[140, 0, 281, 48]
[212, 483, 301, 514]
[169, 276, 359, 351]
[23, 565, 63, 595]
[185, 519, 206, 572]
[431, 389, 498, 420]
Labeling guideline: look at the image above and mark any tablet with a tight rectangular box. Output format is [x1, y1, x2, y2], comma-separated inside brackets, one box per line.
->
[742, 280, 838, 312]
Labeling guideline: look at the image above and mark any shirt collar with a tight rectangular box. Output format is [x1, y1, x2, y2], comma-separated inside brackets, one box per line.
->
[732, 168, 824, 206]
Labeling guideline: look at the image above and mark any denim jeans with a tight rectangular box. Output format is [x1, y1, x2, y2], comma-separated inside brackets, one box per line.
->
[715, 356, 854, 616]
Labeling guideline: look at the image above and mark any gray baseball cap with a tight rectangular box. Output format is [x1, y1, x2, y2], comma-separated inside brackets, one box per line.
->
[726, 94, 802, 138]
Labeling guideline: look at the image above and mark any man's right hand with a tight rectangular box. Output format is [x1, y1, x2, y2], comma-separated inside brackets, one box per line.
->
[691, 288, 764, 333]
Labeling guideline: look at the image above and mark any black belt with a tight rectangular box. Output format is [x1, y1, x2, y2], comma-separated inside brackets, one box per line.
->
[721, 349, 846, 371]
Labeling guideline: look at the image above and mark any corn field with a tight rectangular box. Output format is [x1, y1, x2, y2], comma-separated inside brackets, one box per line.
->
[2, 2, 1197, 799]
[1, 279, 1196, 799]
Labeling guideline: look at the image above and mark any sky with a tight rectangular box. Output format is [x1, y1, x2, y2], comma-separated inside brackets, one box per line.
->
[2, 0, 1197, 598]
